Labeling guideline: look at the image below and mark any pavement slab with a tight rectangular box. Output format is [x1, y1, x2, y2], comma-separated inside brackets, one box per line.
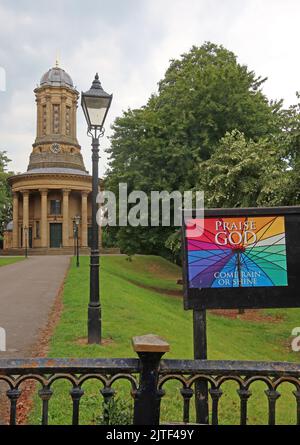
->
[0, 256, 70, 358]
[0, 255, 70, 424]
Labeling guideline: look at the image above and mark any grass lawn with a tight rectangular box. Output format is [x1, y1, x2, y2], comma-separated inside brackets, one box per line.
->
[0, 257, 24, 267]
[29, 255, 300, 425]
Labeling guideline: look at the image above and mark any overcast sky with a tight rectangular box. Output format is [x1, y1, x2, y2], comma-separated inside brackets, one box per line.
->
[0, 0, 300, 176]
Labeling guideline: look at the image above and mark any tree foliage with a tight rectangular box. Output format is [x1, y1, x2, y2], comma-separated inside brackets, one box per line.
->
[105, 42, 299, 257]
[200, 130, 287, 208]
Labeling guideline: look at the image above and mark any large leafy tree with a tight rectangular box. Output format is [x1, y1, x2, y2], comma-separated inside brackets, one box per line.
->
[200, 130, 288, 208]
[155, 42, 279, 164]
[105, 42, 282, 256]
[271, 94, 300, 205]
[0, 151, 13, 240]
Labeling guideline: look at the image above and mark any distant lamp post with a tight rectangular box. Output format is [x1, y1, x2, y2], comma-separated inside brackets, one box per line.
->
[73, 220, 76, 256]
[73, 215, 81, 268]
[81, 73, 112, 344]
[24, 226, 28, 259]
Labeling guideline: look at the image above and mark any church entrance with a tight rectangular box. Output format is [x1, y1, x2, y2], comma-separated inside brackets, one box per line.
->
[50, 223, 62, 248]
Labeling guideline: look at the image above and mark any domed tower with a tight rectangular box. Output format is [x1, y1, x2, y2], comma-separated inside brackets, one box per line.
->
[28, 65, 86, 173]
[7, 65, 97, 252]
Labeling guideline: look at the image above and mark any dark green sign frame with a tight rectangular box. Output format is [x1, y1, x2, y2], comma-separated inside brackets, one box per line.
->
[182, 206, 300, 310]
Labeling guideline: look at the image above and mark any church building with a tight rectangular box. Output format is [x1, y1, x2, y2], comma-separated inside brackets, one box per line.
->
[4, 65, 99, 252]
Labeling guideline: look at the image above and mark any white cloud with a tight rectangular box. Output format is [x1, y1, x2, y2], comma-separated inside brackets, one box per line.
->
[224, 0, 300, 105]
[0, 66, 6, 91]
[1, 0, 300, 175]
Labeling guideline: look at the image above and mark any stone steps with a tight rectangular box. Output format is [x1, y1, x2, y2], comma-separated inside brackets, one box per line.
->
[0, 247, 121, 256]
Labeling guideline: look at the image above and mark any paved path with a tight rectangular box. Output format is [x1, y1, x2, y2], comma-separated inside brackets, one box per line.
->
[0, 256, 70, 424]
[0, 256, 70, 358]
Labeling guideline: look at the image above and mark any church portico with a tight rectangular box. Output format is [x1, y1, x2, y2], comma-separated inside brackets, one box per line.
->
[9, 181, 93, 250]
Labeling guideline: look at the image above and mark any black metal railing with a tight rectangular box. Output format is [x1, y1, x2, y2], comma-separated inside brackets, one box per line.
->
[158, 359, 300, 425]
[0, 357, 140, 425]
[0, 335, 299, 425]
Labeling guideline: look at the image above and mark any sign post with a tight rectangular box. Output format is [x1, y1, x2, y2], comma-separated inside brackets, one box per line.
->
[182, 206, 300, 424]
[193, 308, 208, 424]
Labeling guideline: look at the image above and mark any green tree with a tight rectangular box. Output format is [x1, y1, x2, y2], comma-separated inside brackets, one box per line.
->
[269, 93, 300, 205]
[105, 42, 282, 256]
[200, 130, 287, 208]
[156, 42, 279, 166]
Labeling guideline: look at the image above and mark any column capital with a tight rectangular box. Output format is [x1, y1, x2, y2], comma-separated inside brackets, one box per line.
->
[21, 190, 29, 195]
[63, 188, 71, 194]
[39, 188, 48, 194]
[81, 191, 89, 197]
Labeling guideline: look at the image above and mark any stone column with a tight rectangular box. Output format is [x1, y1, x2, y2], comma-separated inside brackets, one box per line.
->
[40, 189, 48, 247]
[22, 191, 29, 248]
[81, 191, 88, 247]
[12, 192, 19, 248]
[62, 189, 70, 247]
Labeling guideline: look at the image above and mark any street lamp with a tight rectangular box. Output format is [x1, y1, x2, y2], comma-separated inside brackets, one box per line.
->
[81, 73, 112, 344]
[24, 226, 28, 259]
[73, 215, 81, 268]
[73, 220, 76, 256]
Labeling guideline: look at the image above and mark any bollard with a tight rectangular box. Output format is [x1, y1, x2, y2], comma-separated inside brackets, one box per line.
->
[132, 334, 169, 425]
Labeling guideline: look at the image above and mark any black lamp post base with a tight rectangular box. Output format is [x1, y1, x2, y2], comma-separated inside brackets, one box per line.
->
[88, 305, 101, 344]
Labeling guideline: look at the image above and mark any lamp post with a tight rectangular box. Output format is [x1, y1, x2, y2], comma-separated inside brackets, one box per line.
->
[73, 215, 81, 268]
[81, 73, 112, 344]
[73, 217, 77, 256]
[73, 221, 76, 256]
[24, 226, 28, 259]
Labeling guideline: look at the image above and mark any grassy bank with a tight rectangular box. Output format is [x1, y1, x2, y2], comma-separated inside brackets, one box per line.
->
[30, 255, 300, 425]
[0, 257, 24, 267]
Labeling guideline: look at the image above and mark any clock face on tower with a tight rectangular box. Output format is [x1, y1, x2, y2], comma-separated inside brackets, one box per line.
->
[50, 143, 61, 154]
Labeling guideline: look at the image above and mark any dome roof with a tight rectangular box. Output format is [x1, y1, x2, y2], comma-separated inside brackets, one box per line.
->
[40, 66, 74, 88]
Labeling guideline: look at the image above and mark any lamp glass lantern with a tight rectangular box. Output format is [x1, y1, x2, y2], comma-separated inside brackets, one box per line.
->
[81, 73, 112, 130]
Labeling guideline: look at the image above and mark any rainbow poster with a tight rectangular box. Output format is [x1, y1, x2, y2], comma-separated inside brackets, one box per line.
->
[186, 216, 288, 288]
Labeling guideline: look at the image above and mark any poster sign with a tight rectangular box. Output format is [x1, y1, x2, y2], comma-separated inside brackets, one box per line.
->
[182, 207, 300, 310]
